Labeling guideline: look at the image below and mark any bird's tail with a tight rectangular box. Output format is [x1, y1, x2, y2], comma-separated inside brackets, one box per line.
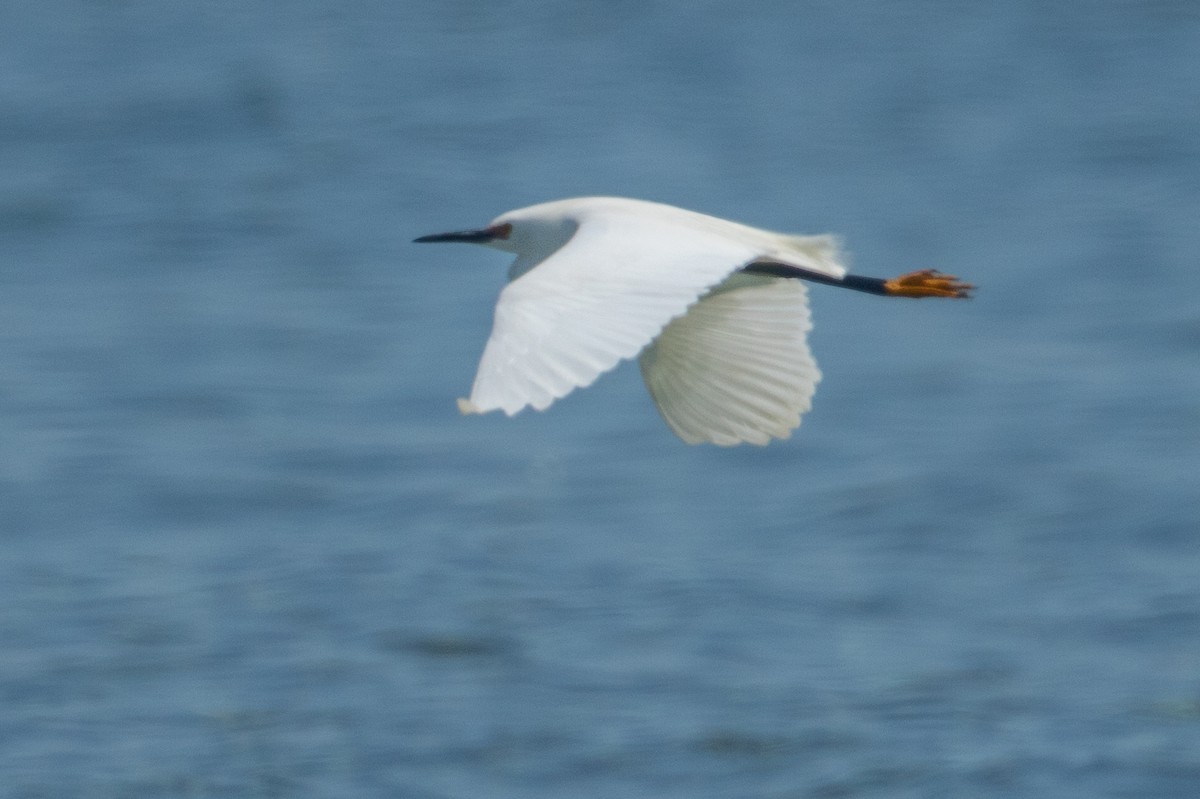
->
[774, 234, 847, 279]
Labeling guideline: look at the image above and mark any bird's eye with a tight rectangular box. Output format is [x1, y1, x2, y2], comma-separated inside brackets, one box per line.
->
[490, 223, 512, 240]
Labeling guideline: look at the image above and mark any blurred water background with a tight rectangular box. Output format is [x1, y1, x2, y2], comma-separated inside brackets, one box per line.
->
[3, 2, 1200, 797]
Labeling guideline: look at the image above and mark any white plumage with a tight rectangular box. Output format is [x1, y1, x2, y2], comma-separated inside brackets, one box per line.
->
[414, 196, 970, 446]
[639, 273, 819, 446]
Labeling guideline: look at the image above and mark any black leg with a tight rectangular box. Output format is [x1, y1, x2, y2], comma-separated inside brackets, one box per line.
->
[741, 260, 889, 296]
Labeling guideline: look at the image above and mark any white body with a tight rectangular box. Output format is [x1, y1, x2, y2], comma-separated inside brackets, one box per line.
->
[456, 197, 846, 446]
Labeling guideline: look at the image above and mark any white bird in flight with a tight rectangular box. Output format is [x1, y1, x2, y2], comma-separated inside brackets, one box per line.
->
[416, 197, 971, 446]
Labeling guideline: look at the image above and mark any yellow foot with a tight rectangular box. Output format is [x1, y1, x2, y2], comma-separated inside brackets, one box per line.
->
[883, 269, 974, 298]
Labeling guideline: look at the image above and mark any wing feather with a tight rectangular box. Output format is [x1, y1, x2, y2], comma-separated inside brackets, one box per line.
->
[638, 273, 820, 446]
[465, 213, 761, 414]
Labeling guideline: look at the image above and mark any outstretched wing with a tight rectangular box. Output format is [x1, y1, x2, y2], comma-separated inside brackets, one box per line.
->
[638, 273, 820, 446]
[462, 212, 762, 415]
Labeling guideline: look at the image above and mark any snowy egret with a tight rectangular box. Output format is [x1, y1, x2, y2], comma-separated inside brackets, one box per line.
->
[415, 197, 971, 446]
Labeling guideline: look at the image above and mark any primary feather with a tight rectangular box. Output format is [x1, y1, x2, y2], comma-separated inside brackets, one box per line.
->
[639, 273, 819, 446]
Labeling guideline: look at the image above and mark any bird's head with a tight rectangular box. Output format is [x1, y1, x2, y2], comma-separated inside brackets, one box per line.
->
[415, 205, 579, 261]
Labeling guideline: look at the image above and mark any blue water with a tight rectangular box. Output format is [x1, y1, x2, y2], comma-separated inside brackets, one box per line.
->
[3, 2, 1200, 796]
